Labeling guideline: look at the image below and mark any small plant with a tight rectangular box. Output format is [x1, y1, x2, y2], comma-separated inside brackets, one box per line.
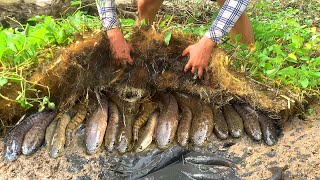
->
[0, 11, 101, 110]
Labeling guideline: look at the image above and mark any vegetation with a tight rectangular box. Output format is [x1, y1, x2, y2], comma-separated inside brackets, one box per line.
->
[0, 11, 100, 109]
[0, 0, 319, 110]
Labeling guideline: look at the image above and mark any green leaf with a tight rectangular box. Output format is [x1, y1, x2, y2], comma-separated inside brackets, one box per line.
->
[164, 31, 171, 46]
[300, 78, 309, 88]
[288, 53, 297, 61]
[71, 0, 81, 6]
[0, 77, 8, 88]
[291, 35, 304, 48]
[120, 19, 135, 26]
[48, 102, 55, 109]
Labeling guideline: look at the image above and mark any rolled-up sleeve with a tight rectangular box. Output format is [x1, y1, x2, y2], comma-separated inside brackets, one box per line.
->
[205, 0, 249, 44]
[96, 0, 120, 31]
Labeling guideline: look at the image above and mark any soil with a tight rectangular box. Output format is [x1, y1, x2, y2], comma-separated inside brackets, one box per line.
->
[0, 102, 319, 179]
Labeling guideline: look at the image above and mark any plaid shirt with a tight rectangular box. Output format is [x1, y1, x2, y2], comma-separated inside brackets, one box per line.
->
[96, 0, 249, 44]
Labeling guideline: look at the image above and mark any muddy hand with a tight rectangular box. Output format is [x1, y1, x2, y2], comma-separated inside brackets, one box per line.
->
[107, 28, 134, 66]
[182, 36, 216, 78]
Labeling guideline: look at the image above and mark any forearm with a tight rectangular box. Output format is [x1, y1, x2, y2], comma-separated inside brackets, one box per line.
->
[205, 0, 250, 44]
[96, 0, 120, 31]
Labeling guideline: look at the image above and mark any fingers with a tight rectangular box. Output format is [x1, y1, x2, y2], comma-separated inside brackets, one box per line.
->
[127, 56, 134, 65]
[191, 66, 196, 74]
[182, 46, 190, 56]
[184, 62, 192, 72]
[198, 68, 203, 78]
[129, 43, 134, 53]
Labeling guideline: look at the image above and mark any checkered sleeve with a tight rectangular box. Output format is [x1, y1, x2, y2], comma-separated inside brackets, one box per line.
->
[205, 0, 249, 44]
[96, 0, 120, 31]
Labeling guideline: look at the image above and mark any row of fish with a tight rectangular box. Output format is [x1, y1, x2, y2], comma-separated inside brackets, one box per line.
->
[4, 91, 279, 161]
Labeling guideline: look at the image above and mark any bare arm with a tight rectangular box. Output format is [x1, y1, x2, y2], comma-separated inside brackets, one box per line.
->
[96, 0, 133, 66]
[183, 0, 250, 78]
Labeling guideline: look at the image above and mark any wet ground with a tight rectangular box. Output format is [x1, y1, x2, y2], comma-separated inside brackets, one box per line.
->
[0, 106, 319, 179]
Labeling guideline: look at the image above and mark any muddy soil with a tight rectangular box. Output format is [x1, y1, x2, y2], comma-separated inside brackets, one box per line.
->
[0, 103, 319, 180]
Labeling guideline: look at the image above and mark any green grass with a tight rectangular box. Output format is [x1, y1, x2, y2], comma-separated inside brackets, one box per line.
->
[0, 11, 101, 109]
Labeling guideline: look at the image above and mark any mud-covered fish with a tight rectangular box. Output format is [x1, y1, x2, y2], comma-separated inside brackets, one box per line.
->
[258, 112, 278, 146]
[133, 101, 157, 141]
[184, 153, 238, 170]
[45, 118, 57, 148]
[212, 107, 229, 140]
[155, 93, 179, 149]
[191, 104, 214, 147]
[4, 110, 54, 161]
[85, 98, 108, 155]
[117, 113, 134, 154]
[49, 113, 71, 158]
[134, 111, 159, 153]
[177, 103, 193, 147]
[182, 172, 224, 180]
[104, 101, 120, 152]
[65, 98, 88, 146]
[22, 112, 56, 155]
[222, 104, 244, 138]
[233, 104, 262, 141]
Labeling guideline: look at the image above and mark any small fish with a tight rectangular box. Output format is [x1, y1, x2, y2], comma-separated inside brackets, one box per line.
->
[191, 104, 214, 147]
[45, 118, 57, 148]
[233, 104, 262, 141]
[49, 113, 71, 158]
[85, 99, 108, 155]
[4, 110, 54, 161]
[182, 172, 224, 180]
[222, 104, 244, 138]
[133, 101, 157, 141]
[184, 154, 238, 171]
[212, 107, 229, 140]
[177, 103, 193, 147]
[117, 113, 134, 154]
[65, 98, 88, 146]
[134, 111, 159, 153]
[155, 93, 179, 149]
[22, 112, 56, 155]
[104, 101, 120, 152]
[258, 112, 278, 146]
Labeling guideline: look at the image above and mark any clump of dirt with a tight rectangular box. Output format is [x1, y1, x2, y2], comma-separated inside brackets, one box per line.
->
[0, 29, 296, 135]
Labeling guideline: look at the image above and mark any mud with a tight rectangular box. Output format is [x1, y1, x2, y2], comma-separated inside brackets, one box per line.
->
[0, 111, 319, 179]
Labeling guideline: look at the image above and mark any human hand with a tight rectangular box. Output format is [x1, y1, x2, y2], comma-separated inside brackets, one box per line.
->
[106, 28, 134, 66]
[182, 36, 216, 78]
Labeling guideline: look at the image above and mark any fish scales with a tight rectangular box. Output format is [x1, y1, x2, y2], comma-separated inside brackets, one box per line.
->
[177, 103, 192, 147]
[22, 112, 56, 155]
[85, 99, 108, 155]
[49, 113, 71, 158]
[134, 111, 159, 153]
[4, 110, 54, 161]
[233, 104, 262, 141]
[104, 101, 120, 152]
[133, 101, 157, 141]
[222, 104, 244, 138]
[212, 107, 229, 140]
[258, 112, 278, 146]
[155, 93, 179, 149]
[190, 104, 214, 147]
[66, 98, 88, 146]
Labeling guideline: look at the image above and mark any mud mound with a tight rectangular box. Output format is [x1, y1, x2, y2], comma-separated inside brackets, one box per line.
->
[0, 29, 295, 134]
